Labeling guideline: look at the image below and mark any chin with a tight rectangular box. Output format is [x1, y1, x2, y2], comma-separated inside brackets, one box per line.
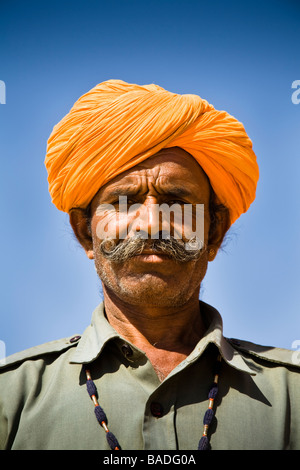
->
[96, 262, 202, 308]
[118, 293, 190, 308]
[107, 279, 193, 307]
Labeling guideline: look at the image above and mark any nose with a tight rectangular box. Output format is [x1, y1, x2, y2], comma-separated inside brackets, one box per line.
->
[127, 200, 165, 239]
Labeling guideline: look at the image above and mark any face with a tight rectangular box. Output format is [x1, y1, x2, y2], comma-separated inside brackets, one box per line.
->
[80, 148, 213, 308]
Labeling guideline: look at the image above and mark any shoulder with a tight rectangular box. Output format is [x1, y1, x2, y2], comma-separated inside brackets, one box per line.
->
[0, 335, 81, 372]
[226, 337, 300, 372]
[200, 300, 300, 373]
[0, 334, 82, 449]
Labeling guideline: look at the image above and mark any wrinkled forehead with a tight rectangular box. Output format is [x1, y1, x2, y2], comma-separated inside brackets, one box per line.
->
[93, 147, 210, 202]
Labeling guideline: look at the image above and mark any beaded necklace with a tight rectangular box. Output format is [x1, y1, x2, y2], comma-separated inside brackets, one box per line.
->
[85, 353, 222, 451]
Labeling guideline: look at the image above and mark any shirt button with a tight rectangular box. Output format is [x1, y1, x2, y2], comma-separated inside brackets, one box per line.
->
[121, 343, 133, 358]
[150, 402, 164, 418]
[69, 335, 81, 343]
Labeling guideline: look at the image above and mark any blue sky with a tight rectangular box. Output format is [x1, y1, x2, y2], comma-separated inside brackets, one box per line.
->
[0, 0, 299, 357]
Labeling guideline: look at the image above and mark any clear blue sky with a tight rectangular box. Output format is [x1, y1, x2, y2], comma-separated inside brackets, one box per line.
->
[0, 0, 299, 357]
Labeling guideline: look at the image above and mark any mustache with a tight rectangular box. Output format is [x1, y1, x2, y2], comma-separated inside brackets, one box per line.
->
[99, 235, 206, 263]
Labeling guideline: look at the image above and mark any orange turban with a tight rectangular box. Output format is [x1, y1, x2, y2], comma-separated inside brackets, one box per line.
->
[45, 79, 259, 224]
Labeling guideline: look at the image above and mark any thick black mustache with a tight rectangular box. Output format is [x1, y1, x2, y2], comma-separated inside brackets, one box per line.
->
[99, 235, 205, 263]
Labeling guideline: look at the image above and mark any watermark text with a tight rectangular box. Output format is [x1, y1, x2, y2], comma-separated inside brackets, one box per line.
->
[0, 80, 6, 104]
[291, 340, 300, 365]
[95, 197, 204, 251]
[0, 340, 6, 365]
[291, 80, 300, 104]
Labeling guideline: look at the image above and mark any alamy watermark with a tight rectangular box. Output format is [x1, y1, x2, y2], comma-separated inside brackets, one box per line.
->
[291, 340, 300, 365]
[0, 80, 6, 104]
[0, 340, 6, 365]
[95, 197, 205, 251]
[291, 80, 300, 104]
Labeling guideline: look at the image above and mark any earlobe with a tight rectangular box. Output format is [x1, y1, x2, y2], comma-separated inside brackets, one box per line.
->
[207, 247, 217, 261]
[86, 250, 94, 260]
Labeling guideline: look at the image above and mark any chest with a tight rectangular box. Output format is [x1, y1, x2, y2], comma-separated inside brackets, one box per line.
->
[8, 357, 294, 450]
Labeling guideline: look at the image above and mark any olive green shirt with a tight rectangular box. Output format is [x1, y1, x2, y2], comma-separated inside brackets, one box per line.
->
[0, 301, 299, 450]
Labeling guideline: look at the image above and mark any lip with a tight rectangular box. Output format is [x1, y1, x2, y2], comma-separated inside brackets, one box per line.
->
[133, 250, 172, 263]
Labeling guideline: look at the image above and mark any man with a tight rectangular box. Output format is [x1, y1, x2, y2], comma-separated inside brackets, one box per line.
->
[0, 80, 299, 450]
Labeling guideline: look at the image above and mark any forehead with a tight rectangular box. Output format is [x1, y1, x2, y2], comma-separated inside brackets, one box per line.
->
[97, 148, 210, 198]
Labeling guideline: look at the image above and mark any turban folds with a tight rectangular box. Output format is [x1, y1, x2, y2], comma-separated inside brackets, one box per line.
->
[45, 79, 259, 224]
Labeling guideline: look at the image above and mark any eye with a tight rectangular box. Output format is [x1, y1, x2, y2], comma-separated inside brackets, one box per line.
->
[110, 198, 139, 209]
[109, 196, 129, 203]
[127, 198, 138, 205]
[167, 199, 186, 205]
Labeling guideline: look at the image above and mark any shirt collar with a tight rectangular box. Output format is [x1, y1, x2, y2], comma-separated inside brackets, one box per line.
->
[69, 303, 120, 365]
[184, 301, 256, 375]
[69, 301, 256, 376]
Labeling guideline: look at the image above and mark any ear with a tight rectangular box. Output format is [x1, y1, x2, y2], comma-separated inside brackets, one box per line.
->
[207, 209, 231, 262]
[69, 208, 94, 260]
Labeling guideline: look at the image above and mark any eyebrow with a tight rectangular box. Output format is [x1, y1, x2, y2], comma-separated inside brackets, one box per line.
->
[103, 187, 140, 198]
[162, 187, 192, 198]
[103, 185, 192, 199]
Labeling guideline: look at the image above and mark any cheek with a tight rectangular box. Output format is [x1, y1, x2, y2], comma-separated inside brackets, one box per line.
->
[180, 204, 208, 245]
[93, 249, 118, 289]
[92, 209, 143, 241]
[93, 211, 123, 241]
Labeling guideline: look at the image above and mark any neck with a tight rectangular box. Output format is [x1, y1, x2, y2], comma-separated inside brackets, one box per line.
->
[102, 286, 206, 354]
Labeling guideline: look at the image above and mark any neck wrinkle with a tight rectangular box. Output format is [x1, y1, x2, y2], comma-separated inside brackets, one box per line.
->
[102, 287, 206, 353]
